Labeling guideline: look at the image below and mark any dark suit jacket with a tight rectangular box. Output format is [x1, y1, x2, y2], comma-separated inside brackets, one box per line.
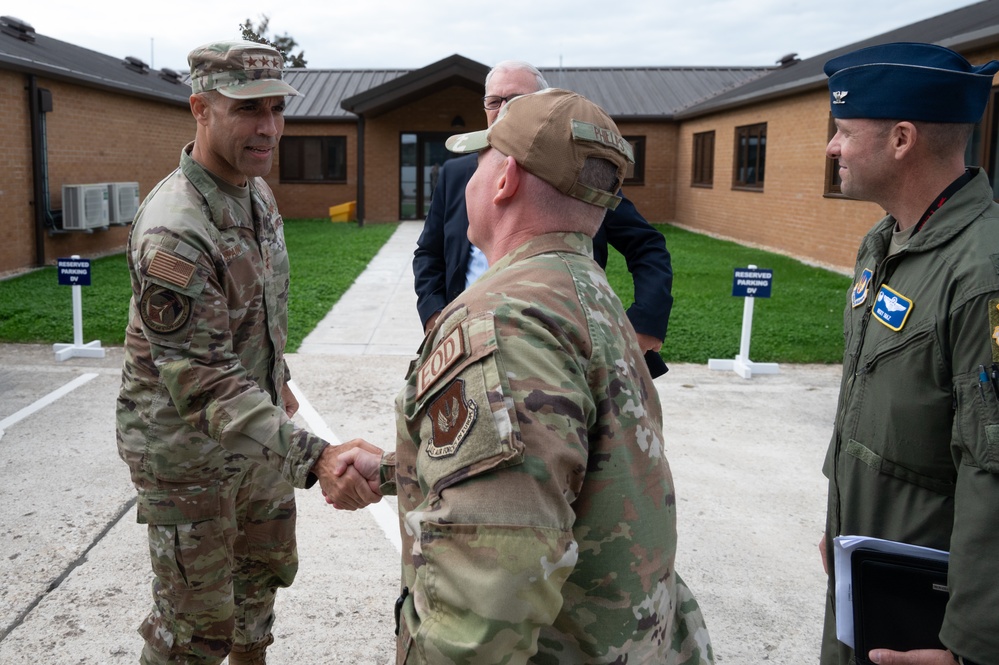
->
[414, 153, 674, 341]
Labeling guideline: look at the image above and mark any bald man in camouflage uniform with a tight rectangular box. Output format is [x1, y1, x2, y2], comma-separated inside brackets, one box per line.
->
[117, 40, 377, 665]
[336, 89, 712, 664]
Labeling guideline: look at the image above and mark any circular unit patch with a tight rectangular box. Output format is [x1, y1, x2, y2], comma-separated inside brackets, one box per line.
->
[140, 285, 192, 334]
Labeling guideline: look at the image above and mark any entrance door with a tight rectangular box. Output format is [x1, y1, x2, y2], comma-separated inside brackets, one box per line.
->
[400, 132, 461, 220]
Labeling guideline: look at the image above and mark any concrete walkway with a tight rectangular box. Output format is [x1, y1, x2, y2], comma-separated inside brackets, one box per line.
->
[0, 221, 841, 664]
[298, 222, 426, 356]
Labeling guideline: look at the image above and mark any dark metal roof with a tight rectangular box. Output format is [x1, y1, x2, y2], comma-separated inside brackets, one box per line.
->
[340, 54, 489, 118]
[0, 16, 190, 105]
[284, 68, 408, 120]
[677, 0, 999, 118]
[540, 67, 772, 118]
[284, 59, 769, 121]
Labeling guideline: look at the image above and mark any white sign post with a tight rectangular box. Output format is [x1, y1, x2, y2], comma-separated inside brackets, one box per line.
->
[53, 255, 106, 361]
[708, 264, 779, 379]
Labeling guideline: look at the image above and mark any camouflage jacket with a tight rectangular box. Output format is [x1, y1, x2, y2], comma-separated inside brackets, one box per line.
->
[383, 232, 712, 664]
[116, 143, 326, 492]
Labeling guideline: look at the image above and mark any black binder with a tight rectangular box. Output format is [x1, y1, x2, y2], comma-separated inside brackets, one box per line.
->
[851, 547, 950, 664]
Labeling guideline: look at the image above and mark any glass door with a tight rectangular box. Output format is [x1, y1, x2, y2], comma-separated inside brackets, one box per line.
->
[399, 132, 461, 219]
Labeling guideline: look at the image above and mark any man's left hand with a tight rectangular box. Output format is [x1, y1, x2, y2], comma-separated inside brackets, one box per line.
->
[635, 332, 663, 354]
[282, 383, 300, 419]
[867, 649, 958, 665]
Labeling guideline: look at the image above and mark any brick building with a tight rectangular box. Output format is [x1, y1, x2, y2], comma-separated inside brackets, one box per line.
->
[672, 1, 999, 271]
[3, 2, 999, 276]
[1, 16, 192, 277]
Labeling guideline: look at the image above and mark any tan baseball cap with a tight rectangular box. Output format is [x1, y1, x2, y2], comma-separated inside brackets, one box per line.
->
[188, 40, 301, 99]
[445, 88, 633, 209]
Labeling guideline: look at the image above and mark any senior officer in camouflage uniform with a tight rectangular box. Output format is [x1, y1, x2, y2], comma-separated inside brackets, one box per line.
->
[117, 40, 378, 665]
[819, 44, 999, 665]
[335, 89, 712, 664]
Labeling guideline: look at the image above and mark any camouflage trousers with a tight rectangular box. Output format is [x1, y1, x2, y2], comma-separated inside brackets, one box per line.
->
[134, 462, 298, 664]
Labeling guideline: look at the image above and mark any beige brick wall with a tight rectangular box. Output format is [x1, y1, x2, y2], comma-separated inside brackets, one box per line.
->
[1, 70, 35, 275]
[616, 120, 677, 222]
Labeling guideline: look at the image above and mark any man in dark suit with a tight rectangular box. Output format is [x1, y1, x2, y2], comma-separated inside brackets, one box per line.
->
[414, 60, 674, 376]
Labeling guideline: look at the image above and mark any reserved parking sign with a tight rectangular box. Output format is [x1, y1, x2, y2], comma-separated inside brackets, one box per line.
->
[57, 258, 91, 286]
[731, 267, 773, 298]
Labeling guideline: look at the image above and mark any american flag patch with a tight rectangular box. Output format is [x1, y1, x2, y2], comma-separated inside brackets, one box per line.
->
[147, 251, 195, 288]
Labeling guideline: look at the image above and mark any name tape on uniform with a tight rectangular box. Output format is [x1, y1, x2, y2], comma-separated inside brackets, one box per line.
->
[416, 327, 466, 399]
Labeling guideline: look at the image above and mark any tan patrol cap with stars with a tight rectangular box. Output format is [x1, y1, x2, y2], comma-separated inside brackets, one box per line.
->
[188, 39, 301, 99]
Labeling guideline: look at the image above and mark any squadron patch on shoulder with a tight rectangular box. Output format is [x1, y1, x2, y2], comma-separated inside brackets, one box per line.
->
[147, 251, 196, 289]
[140, 285, 192, 334]
[851, 268, 873, 308]
[426, 379, 477, 459]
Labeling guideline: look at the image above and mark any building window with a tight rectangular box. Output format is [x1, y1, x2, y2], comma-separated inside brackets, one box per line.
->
[733, 123, 766, 190]
[692, 131, 715, 187]
[824, 116, 843, 196]
[280, 136, 347, 183]
[623, 136, 645, 185]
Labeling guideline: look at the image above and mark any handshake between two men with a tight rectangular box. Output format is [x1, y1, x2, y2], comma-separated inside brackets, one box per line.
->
[312, 439, 385, 510]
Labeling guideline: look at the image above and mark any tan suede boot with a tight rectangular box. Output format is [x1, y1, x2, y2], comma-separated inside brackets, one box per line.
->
[227, 634, 273, 665]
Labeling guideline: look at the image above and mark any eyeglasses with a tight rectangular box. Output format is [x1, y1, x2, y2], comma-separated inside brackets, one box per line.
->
[482, 94, 520, 110]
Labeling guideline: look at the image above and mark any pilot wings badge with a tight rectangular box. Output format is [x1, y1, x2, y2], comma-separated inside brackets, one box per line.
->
[426, 379, 478, 459]
[873, 284, 913, 331]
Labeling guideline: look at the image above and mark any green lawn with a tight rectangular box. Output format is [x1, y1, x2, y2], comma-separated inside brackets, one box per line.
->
[605, 225, 851, 364]
[0, 220, 397, 353]
[0, 221, 851, 363]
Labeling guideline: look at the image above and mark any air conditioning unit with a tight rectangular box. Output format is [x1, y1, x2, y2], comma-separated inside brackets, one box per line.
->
[62, 184, 109, 230]
[107, 182, 140, 224]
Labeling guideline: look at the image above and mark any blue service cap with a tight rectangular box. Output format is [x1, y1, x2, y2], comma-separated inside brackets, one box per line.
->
[825, 42, 999, 123]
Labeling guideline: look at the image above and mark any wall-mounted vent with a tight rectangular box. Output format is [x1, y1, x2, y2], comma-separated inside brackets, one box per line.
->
[62, 184, 109, 230]
[159, 67, 183, 85]
[0, 15, 35, 42]
[107, 182, 140, 224]
[123, 56, 150, 74]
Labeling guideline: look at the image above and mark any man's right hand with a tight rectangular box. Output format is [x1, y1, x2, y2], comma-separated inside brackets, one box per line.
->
[332, 445, 383, 487]
[312, 439, 383, 510]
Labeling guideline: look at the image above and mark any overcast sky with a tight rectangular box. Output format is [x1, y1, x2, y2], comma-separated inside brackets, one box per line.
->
[20, 0, 978, 72]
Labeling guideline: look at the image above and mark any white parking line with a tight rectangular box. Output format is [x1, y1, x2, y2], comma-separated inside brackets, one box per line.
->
[288, 379, 402, 553]
[0, 373, 99, 442]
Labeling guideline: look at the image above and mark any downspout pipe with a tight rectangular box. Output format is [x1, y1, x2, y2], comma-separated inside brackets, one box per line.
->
[356, 115, 365, 227]
[28, 74, 48, 267]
